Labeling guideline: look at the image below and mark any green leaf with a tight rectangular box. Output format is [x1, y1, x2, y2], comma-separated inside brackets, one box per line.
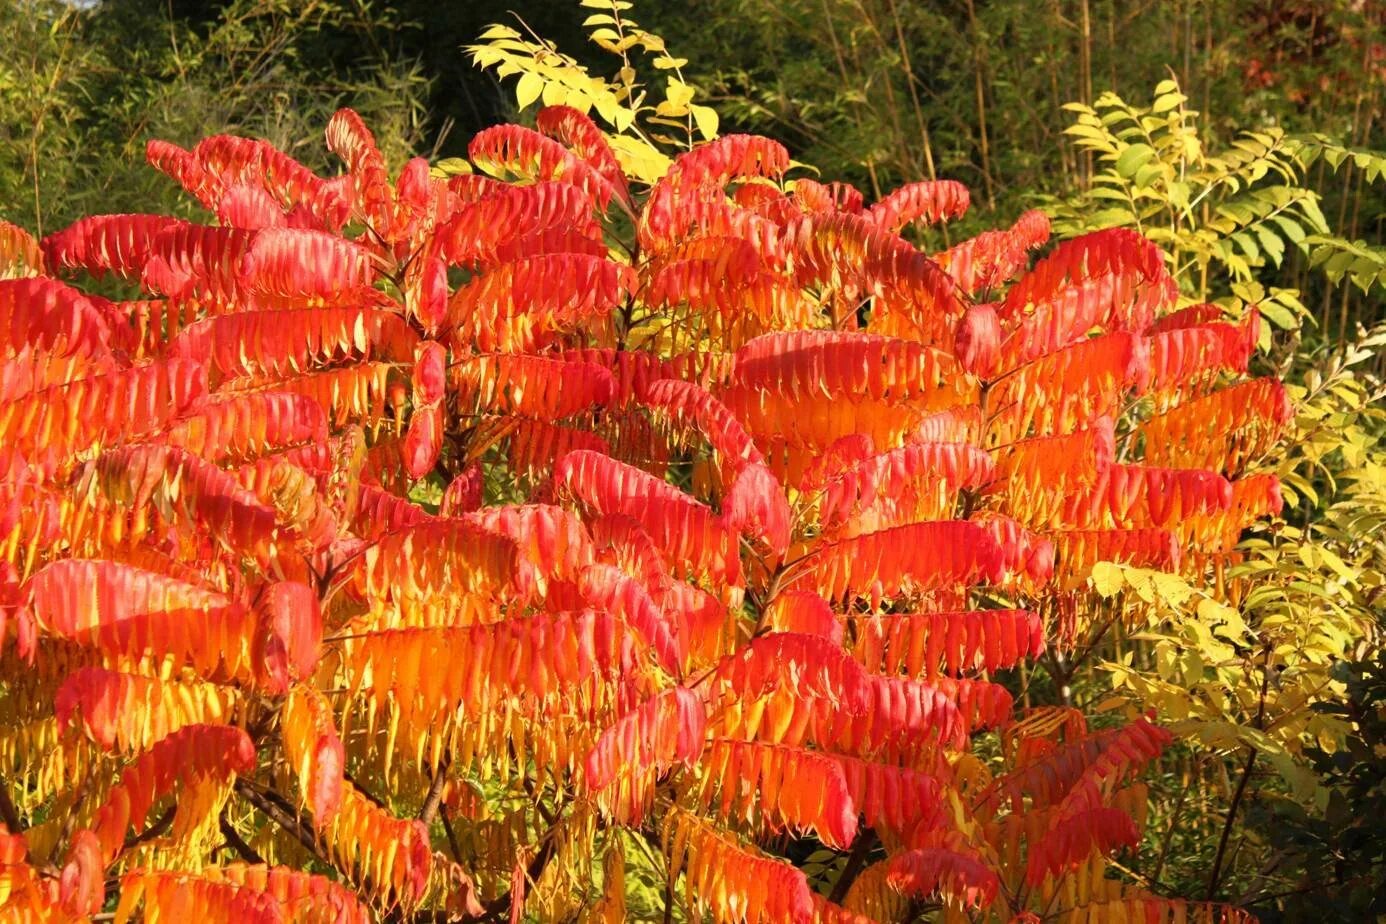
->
[1115, 143, 1157, 178]
[1152, 92, 1186, 113]
[1091, 562, 1125, 597]
[690, 104, 719, 141]
[515, 71, 544, 111]
[1256, 298, 1298, 330]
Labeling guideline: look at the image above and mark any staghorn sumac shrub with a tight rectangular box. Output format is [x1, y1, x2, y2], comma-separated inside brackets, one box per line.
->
[0, 105, 1286, 923]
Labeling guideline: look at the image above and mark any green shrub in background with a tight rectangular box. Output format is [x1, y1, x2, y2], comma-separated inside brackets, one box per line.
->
[0, 0, 431, 238]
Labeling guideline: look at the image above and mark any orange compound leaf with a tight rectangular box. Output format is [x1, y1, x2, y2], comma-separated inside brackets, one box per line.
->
[461, 503, 595, 590]
[253, 581, 323, 691]
[732, 330, 966, 405]
[55, 667, 240, 753]
[392, 158, 448, 243]
[694, 738, 859, 849]
[934, 209, 1050, 296]
[762, 590, 842, 644]
[1000, 227, 1176, 325]
[93, 443, 285, 556]
[359, 517, 526, 602]
[711, 668, 965, 758]
[436, 181, 601, 268]
[555, 450, 741, 586]
[953, 302, 1002, 377]
[821, 674, 969, 756]
[908, 406, 985, 446]
[535, 105, 631, 207]
[663, 806, 816, 924]
[320, 782, 432, 909]
[0, 218, 44, 278]
[982, 719, 1172, 817]
[506, 417, 611, 480]
[656, 581, 731, 667]
[1149, 302, 1229, 332]
[139, 224, 255, 303]
[469, 124, 619, 209]
[1138, 377, 1294, 475]
[200, 864, 372, 924]
[433, 467, 479, 521]
[640, 181, 789, 269]
[1049, 527, 1180, 582]
[722, 462, 792, 557]
[0, 357, 207, 460]
[1054, 464, 1233, 531]
[566, 562, 682, 673]
[929, 677, 1015, 732]
[848, 609, 1044, 679]
[665, 134, 790, 188]
[811, 894, 880, 924]
[719, 394, 925, 479]
[453, 353, 614, 419]
[973, 515, 1056, 587]
[991, 331, 1150, 437]
[233, 453, 335, 546]
[1024, 806, 1140, 887]
[993, 418, 1116, 492]
[41, 214, 191, 279]
[711, 632, 870, 713]
[561, 346, 732, 407]
[793, 214, 963, 321]
[639, 378, 765, 471]
[114, 868, 284, 924]
[1145, 310, 1259, 393]
[583, 686, 706, 811]
[345, 610, 638, 721]
[787, 520, 1007, 606]
[23, 559, 264, 681]
[402, 403, 442, 480]
[997, 270, 1160, 373]
[818, 441, 996, 534]
[216, 184, 289, 231]
[0, 277, 117, 361]
[231, 362, 394, 429]
[641, 235, 786, 320]
[1183, 472, 1284, 552]
[830, 755, 946, 838]
[238, 228, 377, 308]
[792, 178, 865, 215]
[164, 392, 329, 466]
[87, 724, 256, 862]
[799, 434, 878, 491]
[324, 108, 395, 233]
[57, 830, 104, 917]
[885, 843, 999, 911]
[448, 253, 634, 351]
[483, 223, 610, 268]
[747, 180, 807, 219]
[171, 307, 418, 381]
[864, 179, 970, 232]
[401, 251, 448, 335]
[350, 483, 432, 542]
[189, 134, 346, 226]
[145, 139, 216, 209]
[281, 685, 345, 827]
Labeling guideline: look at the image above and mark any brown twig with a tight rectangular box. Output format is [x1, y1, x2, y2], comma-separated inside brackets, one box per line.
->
[0, 778, 22, 832]
[829, 828, 879, 903]
[419, 757, 452, 826]
[234, 779, 324, 862]
[219, 808, 265, 865]
[124, 803, 176, 849]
